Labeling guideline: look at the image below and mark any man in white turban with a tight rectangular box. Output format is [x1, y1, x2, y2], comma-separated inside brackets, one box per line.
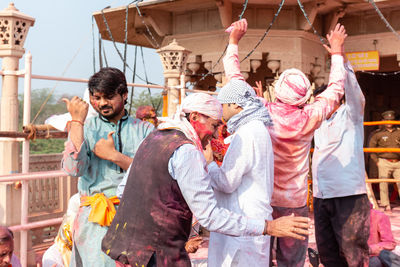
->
[223, 19, 347, 267]
[106, 93, 310, 267]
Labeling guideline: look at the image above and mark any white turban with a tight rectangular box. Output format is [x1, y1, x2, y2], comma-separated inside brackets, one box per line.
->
[158, 93, 222, 150]
[275, 68, 312, 106]
[179, 93, 222, 120]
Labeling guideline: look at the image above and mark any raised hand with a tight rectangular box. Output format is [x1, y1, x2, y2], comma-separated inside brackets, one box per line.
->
[229, 18, 248, 45]
[323, 23, 347, 55]
[93, 131, 117, 161]
[253, 81, 264, 98]
[265, 213, 310, 240]
[62, 96, 89, 123]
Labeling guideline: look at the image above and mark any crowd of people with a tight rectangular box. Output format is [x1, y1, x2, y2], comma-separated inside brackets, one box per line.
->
[3, 18, 399, 267]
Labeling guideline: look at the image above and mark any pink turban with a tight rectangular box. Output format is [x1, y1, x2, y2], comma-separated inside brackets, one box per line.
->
[136, 105, 156, 120]
[275, 68, 312, 106]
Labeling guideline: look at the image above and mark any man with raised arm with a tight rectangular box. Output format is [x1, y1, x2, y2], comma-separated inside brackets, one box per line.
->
[102, 93, 309, 267]
[61, 67, 154, 267]
[204, 19, 276, 267]
[225, 19, 347, 267]
[312, 53, 370, 266]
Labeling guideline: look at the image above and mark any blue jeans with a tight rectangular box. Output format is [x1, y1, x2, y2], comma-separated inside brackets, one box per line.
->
[369, 250, 400, 267]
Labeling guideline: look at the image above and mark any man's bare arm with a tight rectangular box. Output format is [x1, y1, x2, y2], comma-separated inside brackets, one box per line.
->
[62, 96, 88, 151]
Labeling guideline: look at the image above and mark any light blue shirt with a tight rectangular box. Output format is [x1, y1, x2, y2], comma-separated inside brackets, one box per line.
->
[312, 62, 367, 199]
[118, 143, 265, 237]
[62, 113, 154, 197]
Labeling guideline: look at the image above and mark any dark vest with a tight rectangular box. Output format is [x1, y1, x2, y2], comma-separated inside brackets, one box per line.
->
[102, 129, 193, 267]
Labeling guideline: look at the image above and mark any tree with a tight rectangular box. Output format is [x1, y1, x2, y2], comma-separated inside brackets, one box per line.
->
[128, 91, 163, 116]
[18, 88, 70, 154]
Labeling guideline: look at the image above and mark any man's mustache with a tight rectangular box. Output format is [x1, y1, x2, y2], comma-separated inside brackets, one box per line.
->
[100, 106, 112, 111]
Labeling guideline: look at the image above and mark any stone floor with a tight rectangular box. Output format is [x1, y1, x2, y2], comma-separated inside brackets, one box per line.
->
[34, 202, 400, 266]
[190, 201, 400, 267]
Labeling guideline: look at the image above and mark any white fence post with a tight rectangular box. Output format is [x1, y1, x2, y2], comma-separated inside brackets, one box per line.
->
[20, 52, 32, 267]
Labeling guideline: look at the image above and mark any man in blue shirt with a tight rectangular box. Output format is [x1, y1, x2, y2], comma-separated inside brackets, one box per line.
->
[62, 67, 154, 267]
[312, 59, 370, 266]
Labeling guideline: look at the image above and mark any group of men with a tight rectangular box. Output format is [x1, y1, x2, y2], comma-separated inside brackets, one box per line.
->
[56, 18, 394, 267]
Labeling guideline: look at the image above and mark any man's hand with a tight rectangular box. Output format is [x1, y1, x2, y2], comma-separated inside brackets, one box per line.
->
[185, 236, 204, 254]
[265, 213, 310, 240]
[228, 18, 248, 45]
[253, 81, 264, 98]
[323, 23, 347, 55]
[203, 141, 214, 164]
[62, 96, 89, 122]
[93, 131, 117, 161]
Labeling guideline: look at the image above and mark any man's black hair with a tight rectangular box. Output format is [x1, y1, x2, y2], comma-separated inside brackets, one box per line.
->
[88, 67, 128, 97]
[313, 84, 328, 97]
[313, 84, 345, 103]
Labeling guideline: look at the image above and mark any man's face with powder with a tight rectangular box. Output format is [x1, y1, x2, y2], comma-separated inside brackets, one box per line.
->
[189, 112, 221, 149]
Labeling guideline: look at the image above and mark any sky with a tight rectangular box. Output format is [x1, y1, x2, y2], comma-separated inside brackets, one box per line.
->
[0, 0, 164, 98]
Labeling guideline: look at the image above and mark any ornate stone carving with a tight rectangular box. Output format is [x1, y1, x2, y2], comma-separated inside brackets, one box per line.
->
[250, 59, 261, 73]
[267, 60, 280, 74]
[0, 3, 35, 57]
[156, 39, 191, 78]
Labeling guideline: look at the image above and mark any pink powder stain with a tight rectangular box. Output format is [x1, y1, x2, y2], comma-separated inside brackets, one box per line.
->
[92, 101, 98, 109]
[284, 78, 307, 97]
[191, 120, 214, 148]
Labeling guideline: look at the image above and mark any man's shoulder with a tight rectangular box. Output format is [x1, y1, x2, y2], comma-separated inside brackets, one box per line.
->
[236, 120, 270, 140]
[371, 128, 385, 137]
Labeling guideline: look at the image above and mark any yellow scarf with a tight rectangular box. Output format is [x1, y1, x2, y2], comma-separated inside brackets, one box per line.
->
[80, 193, 120, 227]
[54, 222, 73, 267]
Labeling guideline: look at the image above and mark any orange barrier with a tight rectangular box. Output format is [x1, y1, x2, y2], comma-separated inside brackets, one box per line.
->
[366, 179, 400, 183]
[364, 120, 400, 126]
[363, 148, 400, 153]
[310, 148, 400, 153]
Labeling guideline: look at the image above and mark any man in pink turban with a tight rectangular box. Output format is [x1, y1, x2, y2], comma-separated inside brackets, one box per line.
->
[105, 93, 310, 267]
[223, 19, 347, 267]
[136, 105, 159, 127]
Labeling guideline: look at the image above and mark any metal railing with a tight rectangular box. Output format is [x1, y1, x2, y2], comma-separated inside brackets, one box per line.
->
[0, 51, 219, 267]
[1, 52, 399, 266]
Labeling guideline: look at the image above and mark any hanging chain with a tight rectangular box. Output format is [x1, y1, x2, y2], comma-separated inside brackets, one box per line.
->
[241, 0, 285, 62]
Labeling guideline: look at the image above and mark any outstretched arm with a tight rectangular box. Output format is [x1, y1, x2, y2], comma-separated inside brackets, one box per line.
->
[170, 144, 310, 239]
[303, 24, 347, 132]
[223, 19, 247, 82]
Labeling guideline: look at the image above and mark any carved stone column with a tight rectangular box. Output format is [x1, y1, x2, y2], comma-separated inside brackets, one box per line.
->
[157, 39, 190, 116]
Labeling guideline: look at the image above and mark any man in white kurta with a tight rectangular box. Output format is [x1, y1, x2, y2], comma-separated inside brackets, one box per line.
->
[206, 19, 274, 267]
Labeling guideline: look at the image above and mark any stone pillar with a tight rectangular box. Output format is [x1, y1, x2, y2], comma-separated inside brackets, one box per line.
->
[0, 0, 35, 225]
[157, 39, 190, 116]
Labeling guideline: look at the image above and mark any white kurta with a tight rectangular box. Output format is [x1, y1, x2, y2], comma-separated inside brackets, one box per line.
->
[207, 120, 274, 267]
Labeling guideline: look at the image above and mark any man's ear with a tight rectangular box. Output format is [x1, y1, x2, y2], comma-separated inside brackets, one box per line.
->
[232, 103, 242, 110]
[188, 112, 199, 122]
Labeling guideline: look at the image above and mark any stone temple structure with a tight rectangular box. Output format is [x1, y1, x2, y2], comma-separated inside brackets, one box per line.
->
[93, 0, 400, 124]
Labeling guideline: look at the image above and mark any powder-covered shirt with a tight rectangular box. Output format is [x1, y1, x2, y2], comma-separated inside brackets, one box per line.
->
[224, 44, 345, 208]
[118, 143, 266, 236]
[368, 208, 396, 256]
[62, 113, 154, 197]
[207, 120, 274, 266]
[312, 62, 366, 198]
